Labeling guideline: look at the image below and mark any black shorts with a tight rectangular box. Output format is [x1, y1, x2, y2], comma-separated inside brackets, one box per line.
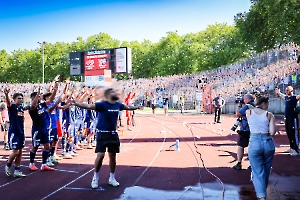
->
[151, 104, 156, 110]
[8, 132, 25, 150]
[32, 128, 50, 147]
[237, 130, 250, 148]
[49, 128, 58, 143]
[95, 132, 120, 153]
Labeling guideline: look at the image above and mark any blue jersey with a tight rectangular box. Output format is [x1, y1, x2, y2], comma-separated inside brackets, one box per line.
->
[81, 108, 87, 121]
[85, 109, 91, 122]
[55, 107, 60, 121]
[75, 106, 82, 120]
[285, 95, 298, 118]
[95, 101, 125, 131]
[69, 105, 76, 123]
[90, 110, 97, 121]
[8, 104, 24, 135]
[29, 102, 47, 131]
[45, 102, 58, 129]
[61, 102, 69, 122]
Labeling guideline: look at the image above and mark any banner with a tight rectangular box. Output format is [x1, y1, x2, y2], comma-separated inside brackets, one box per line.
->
[84, 53, 109, 76]
[115, 48, 127, 73]
[85, 70, 112, 87]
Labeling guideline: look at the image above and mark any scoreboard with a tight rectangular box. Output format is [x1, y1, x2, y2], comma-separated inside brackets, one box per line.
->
[69, 47, 132, 86]
[84, 50, 110, 76]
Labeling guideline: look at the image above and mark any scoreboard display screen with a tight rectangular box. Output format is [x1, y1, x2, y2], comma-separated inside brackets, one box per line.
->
[84, 50, 110, 76]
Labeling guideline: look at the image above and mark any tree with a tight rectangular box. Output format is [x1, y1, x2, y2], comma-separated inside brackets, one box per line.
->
[235, 0, 300, 52]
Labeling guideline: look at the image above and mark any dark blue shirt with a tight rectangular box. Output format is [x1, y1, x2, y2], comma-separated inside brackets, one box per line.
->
[85, 109, 91, 122]
[238, 100, 255, 131]
[8, 104, 24, 135]
[95, 101, 125, 131]
[61, 101, 69, 122]
[29, 102, 47, 131]
[285, 95, 298, 118]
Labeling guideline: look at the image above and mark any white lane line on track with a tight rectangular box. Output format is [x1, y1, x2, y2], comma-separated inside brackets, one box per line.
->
[41, 168, 95, 200]
[64, 187, 105, 191]
[19, 164, 79, 173]
[132, 118, 166, 186]
[41, 119, 143, 199]
[0, 171, 39, 188]
[150, 116, 205, 200]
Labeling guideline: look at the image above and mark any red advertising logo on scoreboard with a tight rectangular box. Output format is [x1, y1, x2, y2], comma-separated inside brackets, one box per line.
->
[84, 54, 109, 76]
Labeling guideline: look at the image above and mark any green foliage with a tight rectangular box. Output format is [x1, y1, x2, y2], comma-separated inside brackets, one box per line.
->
[0, 23, 250, 82]
[235, 0, 300, 52]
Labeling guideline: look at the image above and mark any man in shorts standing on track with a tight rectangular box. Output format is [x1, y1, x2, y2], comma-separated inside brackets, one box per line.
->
[43, 93, 62, 166]
[28, 82, 59, 171]
[125, 92, 135, 130]
[71, 88, 143, 189]
[4, 89, 27, 177]
[232, 94, 255, 170]
[163, 95, 169, 116]
[151, 95, 157, 115]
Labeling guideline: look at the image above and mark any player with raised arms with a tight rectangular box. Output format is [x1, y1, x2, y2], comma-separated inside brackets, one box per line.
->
[71, 86, 143, 189]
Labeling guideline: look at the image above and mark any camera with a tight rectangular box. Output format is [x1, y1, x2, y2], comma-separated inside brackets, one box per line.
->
[231, 118, 242, 131]
[235, 96, 244, 104]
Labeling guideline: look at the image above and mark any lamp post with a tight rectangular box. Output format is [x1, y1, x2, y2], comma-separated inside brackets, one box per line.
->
[37, 41, 47, 84]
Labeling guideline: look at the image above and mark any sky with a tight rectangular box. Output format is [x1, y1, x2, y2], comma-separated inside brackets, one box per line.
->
[0, 0, 251, 53]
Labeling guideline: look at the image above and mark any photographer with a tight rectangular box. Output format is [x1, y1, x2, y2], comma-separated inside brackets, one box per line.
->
[232, 94, 255, 170]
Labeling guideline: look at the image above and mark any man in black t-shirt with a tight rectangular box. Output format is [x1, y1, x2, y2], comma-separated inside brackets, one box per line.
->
[276, 86, 300, 156]
[72, 88, 143, 189]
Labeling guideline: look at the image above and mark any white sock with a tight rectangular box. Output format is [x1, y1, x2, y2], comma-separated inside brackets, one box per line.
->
[110, 173, 115, 179]
[94, 172, 99, 177]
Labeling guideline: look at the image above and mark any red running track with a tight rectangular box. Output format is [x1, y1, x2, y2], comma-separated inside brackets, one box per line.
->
[0, 112, 299, 200]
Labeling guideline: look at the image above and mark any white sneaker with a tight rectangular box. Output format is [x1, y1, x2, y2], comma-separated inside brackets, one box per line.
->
[50, 156, 59, 164]
[92, 141, 96, 147]
[108, 177, 119, 187]
[87, 143, 93, 149]
[290, 150, 299, 156]
[81, 140, 88, 146]
[13, 171, 26, 178]
[91, 176, 99, 189]
[64, 153, 73, 159]
[5, 166, 11, 177]
[47, 158, 55, 167]
[283, 148, 291, 153]
[70, 151, 79, 156]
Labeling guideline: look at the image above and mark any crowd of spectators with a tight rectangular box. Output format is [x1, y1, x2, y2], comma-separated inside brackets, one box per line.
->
[118, 42, 300, 105]
[1, 43, 299, 108]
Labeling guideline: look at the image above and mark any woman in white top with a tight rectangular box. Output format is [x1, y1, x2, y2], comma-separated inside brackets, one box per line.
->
[246, 95, 276, 200]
